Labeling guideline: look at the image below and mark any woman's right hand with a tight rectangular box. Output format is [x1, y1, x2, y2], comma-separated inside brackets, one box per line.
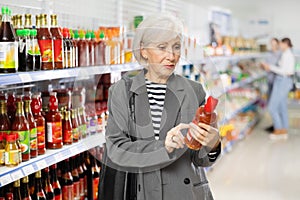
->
[165, 123, 189, 153]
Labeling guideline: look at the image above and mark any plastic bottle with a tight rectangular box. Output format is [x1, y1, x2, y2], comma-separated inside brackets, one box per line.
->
[37, 14, 54, 70]
[77, 30, 89, 67]
[49, 164, 62, 200]
[50, 14, 63, 69]
[87, 32, 95, 66]
[29, 29, 42, 71]
[11, 99, 30, 161]
[45, 92, 63, 149]
[184, 96, 219, 150]
[32, 171, 47, 200]
[96, 31, 106, 65]
[0, 7, 18, 73]
[71, 109, 79, 142]
[24, 14, 32, 29]
[62, 110, 73, 145]
[4, 134, 19, 167]
[13, 179, 22, 200]
[42, 167, 54, 200]
[31, 94, 46, 155]
[72, 30, 79, 67]
[62, 28, 72, 68]
[20, 176, 31, 200]
[61, 159, 74, 200]
[70, 31, 78, 67]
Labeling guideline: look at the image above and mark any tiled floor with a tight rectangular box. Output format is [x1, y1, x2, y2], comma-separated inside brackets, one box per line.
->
[207, 109, 300, 200]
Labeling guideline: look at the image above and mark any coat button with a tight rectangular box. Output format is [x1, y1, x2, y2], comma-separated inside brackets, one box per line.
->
[184, 178, 190, 184]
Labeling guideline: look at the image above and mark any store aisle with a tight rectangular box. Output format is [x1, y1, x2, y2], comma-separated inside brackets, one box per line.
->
[207, 109, 300, 200]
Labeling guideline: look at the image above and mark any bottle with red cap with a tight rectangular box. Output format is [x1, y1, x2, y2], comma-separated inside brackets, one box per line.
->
[4, 133, 20, 167]
[62, 28, 73, 68]
[0, 98, 10, 146]
[31, 93, 46, 155]
[7, 92, 16, 124]
[45, 92, 63, 149]
[184, 96, 219, 150]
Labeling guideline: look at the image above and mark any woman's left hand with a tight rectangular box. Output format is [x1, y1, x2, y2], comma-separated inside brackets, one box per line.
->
[260, 62, 270, 71]
[189, 122, 220, 150]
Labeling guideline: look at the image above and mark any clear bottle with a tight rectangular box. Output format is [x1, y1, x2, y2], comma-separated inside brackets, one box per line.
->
[95, 31, 106, 65]
[37, 14, 54, 70]
[62, 110, 73, 145]
[0, 6, 18, 73]
[13, 179, 22, 200]
[29, 29, 41, 71]
[69, 31, 77, 68]
[11, 99, 30, 161]
[50, 14, 63, 69]
[4, 134, 19, 167]
[24, 14, 32, 29]
[20, 176, 32, 200]
[32, 171, 47, 200]
[49, 164, 62, 200]
[72, 30, 79, 67]
[184, 96, 219, 150]
[46, 92, 62, 149]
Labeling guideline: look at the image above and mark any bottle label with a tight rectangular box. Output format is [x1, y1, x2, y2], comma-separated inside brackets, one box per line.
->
[89, 118, 96, 134]
[72, 127, 79, 141]
[37, 125, 46, 149]
[53, 39, 63, 63]
[93, 177, 99, 199]
[38, 39, 53, 63]
[0, 42, 18, 69]
[73, 181, 80, 199]
[13, 130, 30, 155]
[0, 149, 5, 164]
[5, 149, 19, 165]
[30, 127, 38, 152]
[47, 122, 62, 143]
[63, 130, 73, 143]
[62, 185, 74, 200]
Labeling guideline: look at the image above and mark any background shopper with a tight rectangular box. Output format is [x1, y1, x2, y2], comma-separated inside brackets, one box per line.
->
[261, 38, 295, 139]
[100, 14, 221, 200]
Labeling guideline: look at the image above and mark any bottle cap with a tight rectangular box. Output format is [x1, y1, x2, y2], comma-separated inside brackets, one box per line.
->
[204, 96, 218, 113]
[1, 7, 8, 15]
[99, 31, 105, 39]
[31, 95, 41, 113]
[85, 32, 91, 39]
[6, 134, 17, 142]
[91, 31, 95, 39]
[24, 29, 30, 36]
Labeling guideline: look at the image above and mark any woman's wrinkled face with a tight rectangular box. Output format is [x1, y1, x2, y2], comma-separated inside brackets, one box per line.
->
[141, 37, 181, 80]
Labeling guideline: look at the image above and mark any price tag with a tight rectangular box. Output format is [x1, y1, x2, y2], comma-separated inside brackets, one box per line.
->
[19, 73, 32, 82]
[0, 174, 12, 187]
[54, 153, 62, 162]
[22, 165, 35, 176]
[36, 159, 47, 170]
[70, 146, 80, 155]
[11, 170, 24, 180]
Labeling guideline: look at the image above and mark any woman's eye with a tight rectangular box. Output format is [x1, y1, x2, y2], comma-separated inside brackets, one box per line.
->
[174, 45, 181, 50]
[158, 45, 166, 50]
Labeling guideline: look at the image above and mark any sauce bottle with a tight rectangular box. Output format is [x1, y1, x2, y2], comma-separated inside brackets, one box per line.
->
[24, 94, 38, 158]
[17, 29, 26, 71]
[75, 155, 85, 200]
[84, 152, 94, 200]
[61, 159, 74, 200]
[0, 99, 11, 145]
[7, 92, 16, 124]
[70, 156, 80, 200]
[42, 167, 54, 200]
[28, 173, 35, 196]
[77, 30, 89, 67]
[86, 32, 95, 66]
[20, 176, 31, 200]
[37, 14, 54, 70]
[76, 108, 82, 140]
[95, 31, 106, 65]
[71, 109, 79, 142]
[46, 92, 63, 149]
[72, 30, 79, 67]
[79, 153, 88, 198]
[0, 7, 18, 73]
[0, 133, 5, 166]
[49, 164, 62, 200]
[78, 107, 87, 139]
[11, 99, 30, 161]
[62, 110, 73, 145]
[4, 134, 19, 167]
[0, 186, 5, 200]
[91, 156, 100, 200]
[29, 29, 42, 71]
[70, 31, 77, 67]
[184, 96, 218, 150]
[31, 94, 46, 155]
[62, 28, 72, 68]
[32, 171, 47, 200]
[50, 14, 63, 69]
[24, 14, 32, 29]
[13, 179, 22, 200]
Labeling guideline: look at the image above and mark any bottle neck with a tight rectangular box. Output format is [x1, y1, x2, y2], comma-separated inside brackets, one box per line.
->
[2, 13, 11, 23]
[24, 17, 32, 28]
[15, 102, 24, 116]
[51, 19, 58, 27]
[0, 101, 7, 114]
[24, 100, 31, 114]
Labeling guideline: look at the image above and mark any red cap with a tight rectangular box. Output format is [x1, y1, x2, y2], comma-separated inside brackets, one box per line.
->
[49, 92, 58, 110]
[6, 134, 17, 142]
[204, 96, 218, 113]
[31, 95, 41, 114]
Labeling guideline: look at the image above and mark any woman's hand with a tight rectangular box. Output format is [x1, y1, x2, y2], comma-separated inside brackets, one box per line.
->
[189, 122, 220, 150]
[260, 62, 270, 71]
[165, 123, 189, 153]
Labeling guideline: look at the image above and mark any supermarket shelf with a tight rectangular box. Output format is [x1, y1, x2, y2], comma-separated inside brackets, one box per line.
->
[0, 133, 105, 187]
[0, 63, 142, 86]
[219, 97, 260, 125]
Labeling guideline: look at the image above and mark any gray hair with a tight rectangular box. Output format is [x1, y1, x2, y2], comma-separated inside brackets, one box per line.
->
[132, 13, 184, 65]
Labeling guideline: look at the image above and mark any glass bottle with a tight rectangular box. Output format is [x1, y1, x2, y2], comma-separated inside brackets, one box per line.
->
[32, 171, 47, 200]
[78, 107, 87, 139]
[14, 14, 23, 33]
[37, 14, 53, 70]
[61, 159, 74, 200]
[86, 32, 95, 66]
[13, 179, 22, 200]
[17, 29, 27, 72]
[91, 156, 99, 200]
[72, 30, 79, 67]
[75, 155, 85, 200]
[4, 133, 19, 167]
[0, 133, 4, 166]
[62, 28, 72, 68]
[49, 164, 62, 200]
[0, 100, 11, 145]
[0, 186, 5, 200]
[7, 92, 16, 124]
[79, 153, 87, 198]
[50, 14, 63, 69]
[28, 173, 35, 196]
[29, 29, 41, 71]
[70, 156, 80, 200]
[11, 99, 30, 161]
[71, 109, 79, 142]
[45, 92, 62, 149]
[62, 110, 72, 145]
[31, 94, 46, 155]
[5, 183, 14, 200]
[24, 94, 38, 158]
[35, 15, 40, 31]
[42, 167, 54, 200]
[24, 14, 32, 29]
[20, 176, 32, 200]
[185, 96, 219, 150]
[76, 108, 82, 140]
[77, 30, 89, 67]
[0, 6, 18, 73]
[84, 152, 94, 200]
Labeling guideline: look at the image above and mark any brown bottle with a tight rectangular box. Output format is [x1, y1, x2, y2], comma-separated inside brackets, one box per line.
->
[32, 171, 47, 200]
[62, 28, 72, 68]
[70, 156, 80, 200]
[185, 96, 218, 150]
[0, 133, 4, 166]
[31, 94, 46, 155]
[86, 32, 95, 66]
[77, 31, 89, 67]
[13, 179, 22, 200]
[24, 14, 32, 29]
[61, 159, 74, 200]
[0, 100, 11, 144]
[24, 94, 38, 158]
[0, 7, 18, 73]
[50, 14, 63, 69]
[45, 92, 62, 149]
[62, 110, 72, 145]
[95, 31, 106, 65]
[49, 164, 62, 200]
[11, 99, 30, 161]
[37, 14, 54, 70]
[7, 92, 16, 124]
[91, 155, 100, 200]
[20, 176, 31, 200]
[42, 167, 54, 200]
[71, 109, 79, 143]
[75, 155, 85, 200]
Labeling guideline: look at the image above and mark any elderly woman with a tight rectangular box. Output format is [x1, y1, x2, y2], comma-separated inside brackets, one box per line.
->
[100, 14, 221, 200]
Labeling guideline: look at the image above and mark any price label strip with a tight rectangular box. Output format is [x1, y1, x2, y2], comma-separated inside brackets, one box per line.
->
[0, 174, 12, 187]
[22, 164, 35, 176]
[19, 73, 33, 82]
[36, 159, 47, 170]
[11, 169, 24, 181]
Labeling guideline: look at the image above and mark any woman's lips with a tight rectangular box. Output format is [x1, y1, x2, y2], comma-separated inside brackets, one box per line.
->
[164, 65, 175, 69]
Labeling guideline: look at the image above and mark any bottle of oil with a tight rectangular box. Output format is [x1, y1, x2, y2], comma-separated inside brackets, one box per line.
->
[0, 6, 18, 73]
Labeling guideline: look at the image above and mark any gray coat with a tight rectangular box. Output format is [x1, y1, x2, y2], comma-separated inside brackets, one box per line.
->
[105, 69, 220, 200]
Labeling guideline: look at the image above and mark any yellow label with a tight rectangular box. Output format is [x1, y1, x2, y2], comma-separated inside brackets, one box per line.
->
[0, 42, 18, 69]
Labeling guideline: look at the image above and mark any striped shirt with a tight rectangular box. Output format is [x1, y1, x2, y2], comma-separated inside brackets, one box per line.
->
[145, 80, 167, 140]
